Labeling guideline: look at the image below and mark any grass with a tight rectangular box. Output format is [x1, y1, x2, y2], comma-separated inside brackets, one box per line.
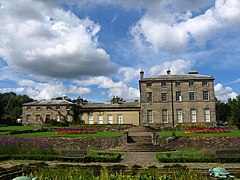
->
[157, 129, 240, 137]
[0, 126, 43, 132]
[0, 126, 123, 137]
[5, 131, 123, 138]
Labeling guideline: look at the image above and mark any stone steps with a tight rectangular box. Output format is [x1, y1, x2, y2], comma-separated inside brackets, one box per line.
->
[111, 143, 170, 152]
[128, 126, 158, 132]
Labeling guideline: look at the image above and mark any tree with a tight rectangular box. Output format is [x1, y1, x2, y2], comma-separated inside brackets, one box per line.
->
[216, 100, 230, 123]
[227, 95, 240, 126]
[0, 92, 34, 122]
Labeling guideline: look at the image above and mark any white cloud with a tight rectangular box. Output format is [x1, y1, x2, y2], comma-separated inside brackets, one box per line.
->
[130, 0, 240, 53]
[74, 76, 123, 89]
[117, 67, 140, 83]
[109, 86, 139, 101]
[215, 0, 240, 27]
[149, 59, 193, 75]
[73, 69, 141, 101]
[0, 0, 115, 79]
[69, 85, 91, 95]
[214, 83, 238, 102]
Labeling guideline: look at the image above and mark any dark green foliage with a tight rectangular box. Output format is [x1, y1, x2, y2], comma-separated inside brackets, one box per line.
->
[216, 100, 230, 123]
[157, 149, 240, 163]
[0, 92, 33, 122]
[227, 95, 240, 126]
[27, 167, 207, 180]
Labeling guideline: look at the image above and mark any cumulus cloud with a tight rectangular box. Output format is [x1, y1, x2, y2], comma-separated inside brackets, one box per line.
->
[117, 67, 140, 83]
[68, 85, 91, 95]
[130, 0, 240, 53]
[214, 83, 238, 102]
[74, 70, 140, 101]
[149, 59, 194, 75]
[0, 0, 115, 78]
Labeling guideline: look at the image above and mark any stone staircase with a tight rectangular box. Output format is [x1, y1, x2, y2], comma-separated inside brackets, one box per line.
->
[110, 126, 170, 152]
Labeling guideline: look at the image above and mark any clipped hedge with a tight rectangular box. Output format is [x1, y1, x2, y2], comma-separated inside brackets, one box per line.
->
[157, 156, 215, 163]
[84, 153, 122, 163]
[7, 154, 59, 161]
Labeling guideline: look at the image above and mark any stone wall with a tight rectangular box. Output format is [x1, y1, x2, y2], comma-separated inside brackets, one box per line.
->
[159, 136, 240, 150]
[50, 136, 125, 150]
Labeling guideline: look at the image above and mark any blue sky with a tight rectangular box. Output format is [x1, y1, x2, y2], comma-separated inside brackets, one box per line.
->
[0, 0, 239, 102]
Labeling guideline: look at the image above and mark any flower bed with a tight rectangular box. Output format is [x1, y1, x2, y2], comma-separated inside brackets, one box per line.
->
[55, 128, 97, 134]
[185, 127, 230, 133]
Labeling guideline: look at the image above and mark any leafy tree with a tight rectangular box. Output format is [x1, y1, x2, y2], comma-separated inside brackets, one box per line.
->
[0, 92, 34, 122]
[216, 100, 230, 123]
[227, 95, 240, 126]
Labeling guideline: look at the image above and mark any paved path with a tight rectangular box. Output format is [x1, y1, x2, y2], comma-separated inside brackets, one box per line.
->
[119, 152, 160, 167]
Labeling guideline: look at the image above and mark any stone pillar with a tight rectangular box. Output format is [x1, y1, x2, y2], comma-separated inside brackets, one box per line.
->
[152, 132, 159, 145]
[124, 131, 129, 143]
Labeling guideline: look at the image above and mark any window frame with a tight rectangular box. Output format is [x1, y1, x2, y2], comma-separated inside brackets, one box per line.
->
[146, 82, 152, 87]
[189, 91, 195, 101]
[161, 92, 167, 101]
[98, 115, 103, 124]
[117, 114, 123, 124]
[176, 109, 183, 123]
[147, 92, 153, 102]
[204, 109, 211, 122]
[189, 81, 194, 86]
[202, 80, 208, 86]
[88, 114, 94, 124]
[176, 91, 182, 101]
[175, 81, 181, 87]
[161, 81, 167, 87]
[147, 110, 153, 123]
[190, 109, 197, 123]
[107, 115, 113, 124]
[203, 91, 209, 101]
[162, 109, 168, 123]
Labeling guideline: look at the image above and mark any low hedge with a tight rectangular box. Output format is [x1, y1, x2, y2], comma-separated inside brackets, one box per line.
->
[84, 153, 122, 163]
[156, 151, 240, 163]
[157, 156, 215, 163]
[7, 154, 59, 161]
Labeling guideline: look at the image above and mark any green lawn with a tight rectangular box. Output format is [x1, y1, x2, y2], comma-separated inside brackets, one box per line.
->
[157, 130, 240, 137]
[4, 131, 123, 138]
[0, 126, 123, 137]
[0, 126, 43, 132]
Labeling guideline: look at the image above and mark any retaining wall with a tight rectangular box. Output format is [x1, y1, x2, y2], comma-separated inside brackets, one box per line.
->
[159, 136, 240, 150]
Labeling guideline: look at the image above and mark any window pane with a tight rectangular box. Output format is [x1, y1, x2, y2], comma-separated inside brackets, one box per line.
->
[162, 93, 167, 101]
[108, 115, 113, 124]
[190, 109, 196, 123]
[147, 110, 153, 123]
[56, 115, 60, 122]
[175, 82, 181, 86]
[146, 82, 152, 87]
[161, 82, 167, 87]
[162, 109, 168, 123]
[189, 81, 194, 86]
[147, 92, 152, 102]
[189, 92, 195, 101]
[36, 115, 41, 122]
[117, 115, 123, 124]
[204, 109, 211, 122]
[176, 109, 183, 123]
[202, 80, 208, 86]
[88, 115, 93, 124]
[203, 91, 209, 100]
[98, 115, 103, 124]
[176, 91, 182, 101]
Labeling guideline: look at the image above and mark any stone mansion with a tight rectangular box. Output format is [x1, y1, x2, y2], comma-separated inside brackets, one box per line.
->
[22, 70, 216, 127]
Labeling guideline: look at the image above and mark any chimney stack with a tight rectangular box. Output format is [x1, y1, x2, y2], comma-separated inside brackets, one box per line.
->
[167, 69, 171, 75]
[140, 70, 144, 79]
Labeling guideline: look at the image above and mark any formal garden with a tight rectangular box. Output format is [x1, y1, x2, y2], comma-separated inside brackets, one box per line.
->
[0, 125, 240, 179]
